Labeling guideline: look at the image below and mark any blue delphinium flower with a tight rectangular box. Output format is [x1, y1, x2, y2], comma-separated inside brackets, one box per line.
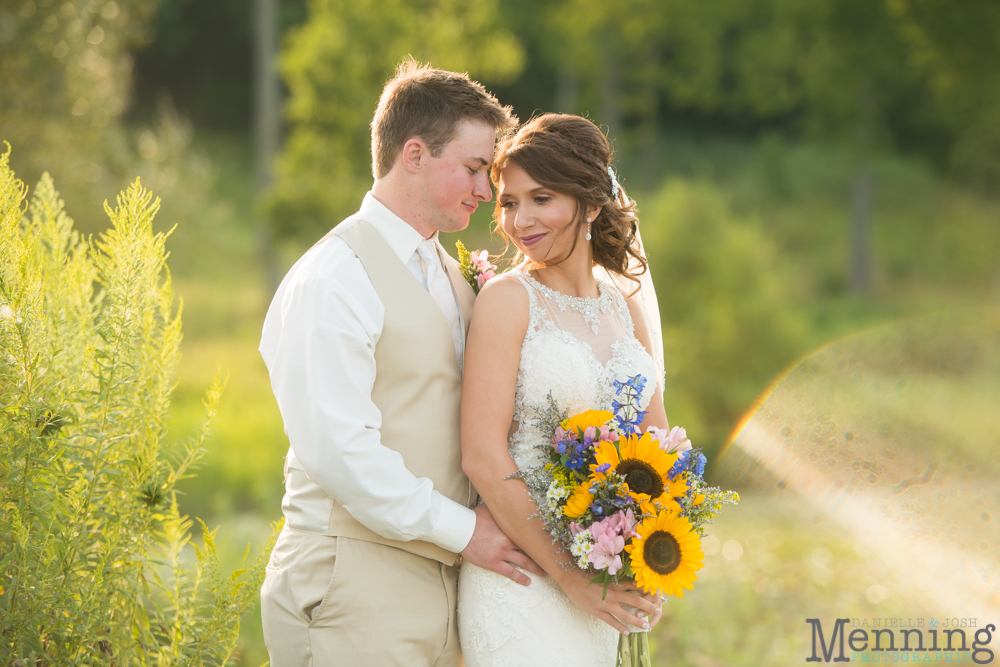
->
[667, 452, 687, 478]
[693, 452, 707, 477]
[626, 375, 647, 394]
[612, 374, 649, 435]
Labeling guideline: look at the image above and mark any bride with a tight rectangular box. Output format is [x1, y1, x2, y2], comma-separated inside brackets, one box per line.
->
[458, 114, 670, 666]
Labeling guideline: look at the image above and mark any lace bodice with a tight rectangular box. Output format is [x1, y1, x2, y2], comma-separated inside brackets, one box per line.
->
[458, 270, 659, 667]
[508, 271, 659, 471]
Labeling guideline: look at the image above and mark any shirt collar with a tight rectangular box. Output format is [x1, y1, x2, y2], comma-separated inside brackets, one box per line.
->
[359, 191, 432, 264]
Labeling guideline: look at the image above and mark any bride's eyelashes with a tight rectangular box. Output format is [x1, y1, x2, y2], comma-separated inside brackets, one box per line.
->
[499, 195, 553, 210]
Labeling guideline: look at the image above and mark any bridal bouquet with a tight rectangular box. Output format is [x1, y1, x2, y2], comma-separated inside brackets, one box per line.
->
[520, 375, 738, 666]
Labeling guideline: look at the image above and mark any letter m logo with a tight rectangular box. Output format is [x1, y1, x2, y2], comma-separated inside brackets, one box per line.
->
[806, 618, 851, 662]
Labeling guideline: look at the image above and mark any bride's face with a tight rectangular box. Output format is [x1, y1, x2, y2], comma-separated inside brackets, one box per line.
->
[497, 163, 585, 263]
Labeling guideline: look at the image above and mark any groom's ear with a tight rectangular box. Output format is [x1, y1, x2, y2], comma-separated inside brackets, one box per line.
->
[400, 136, 429, 174]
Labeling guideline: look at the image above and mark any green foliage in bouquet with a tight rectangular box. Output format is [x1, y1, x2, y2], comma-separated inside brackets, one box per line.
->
[0, 145, 277, 665]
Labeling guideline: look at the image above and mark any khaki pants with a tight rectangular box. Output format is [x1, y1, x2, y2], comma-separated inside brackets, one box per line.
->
[261, 526, 462, 667]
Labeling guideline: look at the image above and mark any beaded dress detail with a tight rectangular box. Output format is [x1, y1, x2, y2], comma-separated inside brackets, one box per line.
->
[458, 271, 658, 667]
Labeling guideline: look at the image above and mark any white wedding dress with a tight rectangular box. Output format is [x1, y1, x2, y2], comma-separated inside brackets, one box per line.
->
[458, 270, 660, 667]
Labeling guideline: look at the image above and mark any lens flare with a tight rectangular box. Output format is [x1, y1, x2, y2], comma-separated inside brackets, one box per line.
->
[721, 309, 1000, 620]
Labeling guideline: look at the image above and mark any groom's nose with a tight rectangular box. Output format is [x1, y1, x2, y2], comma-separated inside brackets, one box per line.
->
[473, 172, 492, 202]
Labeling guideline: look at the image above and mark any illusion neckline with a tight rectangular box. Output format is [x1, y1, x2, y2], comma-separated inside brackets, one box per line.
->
[518, 270, 612, 308]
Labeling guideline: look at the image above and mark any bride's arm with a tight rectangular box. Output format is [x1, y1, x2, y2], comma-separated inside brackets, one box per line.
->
[462, 275, 659, 635]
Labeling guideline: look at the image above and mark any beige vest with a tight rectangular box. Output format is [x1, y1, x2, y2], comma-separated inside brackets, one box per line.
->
[284, 217, 477, 565]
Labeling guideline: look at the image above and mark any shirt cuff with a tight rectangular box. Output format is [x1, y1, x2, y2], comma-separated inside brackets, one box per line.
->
[426, 497, 477, 554]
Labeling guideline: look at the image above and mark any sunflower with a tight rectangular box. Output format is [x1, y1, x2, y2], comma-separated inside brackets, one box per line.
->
[561, 409, 615, 434]
[625, 511, 704, 597]
[562, 483, 594, 518]
[593, 433, 687, 512]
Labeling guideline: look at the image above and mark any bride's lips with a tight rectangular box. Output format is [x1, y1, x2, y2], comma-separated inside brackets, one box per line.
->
[520, 233, 546, 247]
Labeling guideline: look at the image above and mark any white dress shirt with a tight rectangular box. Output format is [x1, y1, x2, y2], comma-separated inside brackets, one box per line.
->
[259, 192, 476, 554]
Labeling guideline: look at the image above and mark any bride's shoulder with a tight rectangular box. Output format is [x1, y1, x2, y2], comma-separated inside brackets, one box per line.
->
[476, 270, 529, 307]
[471, 270, 530, 324]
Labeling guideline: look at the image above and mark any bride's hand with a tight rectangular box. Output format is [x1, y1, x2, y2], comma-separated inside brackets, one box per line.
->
[619, 579, 664, 629]
[556, 568, 660, 635]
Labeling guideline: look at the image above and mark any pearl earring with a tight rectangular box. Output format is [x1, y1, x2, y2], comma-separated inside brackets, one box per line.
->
[586, 217, 592, 241]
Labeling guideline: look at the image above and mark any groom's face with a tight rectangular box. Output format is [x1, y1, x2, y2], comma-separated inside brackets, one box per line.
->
[420, 119, 496, 233]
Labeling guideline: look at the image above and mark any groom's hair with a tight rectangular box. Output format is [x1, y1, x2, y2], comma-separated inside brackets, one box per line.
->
[371, 56, 516, 178]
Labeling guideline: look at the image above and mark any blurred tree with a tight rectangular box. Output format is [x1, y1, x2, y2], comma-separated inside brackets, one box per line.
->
[530, 0, 1000, 292]
[532, 0, 670, 166]
[254, 0, 282, 293]
[131, 0, 253, 129]
[643, 0, 921, 294]
[266, 0, 525, 243]
[131, 0, 307, 131]
[628, 0, 937, 294]
[0, 0, 165, 232]
[886, 0, 1000, 186]
[641, 179, 809, 460]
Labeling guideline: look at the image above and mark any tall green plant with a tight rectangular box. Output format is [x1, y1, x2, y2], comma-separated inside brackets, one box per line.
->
[0, 145, 276, 665]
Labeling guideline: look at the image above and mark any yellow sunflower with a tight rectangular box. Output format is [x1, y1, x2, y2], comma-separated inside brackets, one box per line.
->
[561, 409, 615, 434]
[625, 511, 704, 597]
[593, 433, 687, 512]
[562, 483, 593, 518]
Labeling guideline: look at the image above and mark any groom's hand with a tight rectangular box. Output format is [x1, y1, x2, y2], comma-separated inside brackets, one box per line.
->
[461, 504, 546, 586]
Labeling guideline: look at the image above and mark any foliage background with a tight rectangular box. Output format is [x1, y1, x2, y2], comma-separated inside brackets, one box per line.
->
[2, 0, 999, 663]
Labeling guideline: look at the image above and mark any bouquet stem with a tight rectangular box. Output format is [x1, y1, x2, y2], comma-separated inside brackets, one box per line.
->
[616, 631, 652, 667]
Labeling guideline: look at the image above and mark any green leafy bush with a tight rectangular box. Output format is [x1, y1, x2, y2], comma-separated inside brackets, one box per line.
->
[0, 145, 276, 665]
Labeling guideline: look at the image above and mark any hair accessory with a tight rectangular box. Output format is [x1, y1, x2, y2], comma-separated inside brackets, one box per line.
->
[608, 165, 621, 201]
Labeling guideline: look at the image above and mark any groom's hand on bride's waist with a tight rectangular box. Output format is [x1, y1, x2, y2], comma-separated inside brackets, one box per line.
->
[461, 504, 546, 586]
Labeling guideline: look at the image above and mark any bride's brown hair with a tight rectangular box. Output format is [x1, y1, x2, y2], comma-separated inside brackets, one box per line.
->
[490, 113, 647, 290]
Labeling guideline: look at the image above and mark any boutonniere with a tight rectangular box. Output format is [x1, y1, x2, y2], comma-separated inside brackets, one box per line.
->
[456, 240, 501, 294]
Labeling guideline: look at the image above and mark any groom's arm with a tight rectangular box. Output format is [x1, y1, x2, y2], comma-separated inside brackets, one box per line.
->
[262, 267, 475, 554]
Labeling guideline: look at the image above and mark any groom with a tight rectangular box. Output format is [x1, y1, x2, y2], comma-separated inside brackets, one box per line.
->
[259, 59, 541, 666]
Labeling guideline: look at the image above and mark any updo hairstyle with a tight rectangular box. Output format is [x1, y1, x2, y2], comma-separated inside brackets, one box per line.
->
[490, 113, 647, 289]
